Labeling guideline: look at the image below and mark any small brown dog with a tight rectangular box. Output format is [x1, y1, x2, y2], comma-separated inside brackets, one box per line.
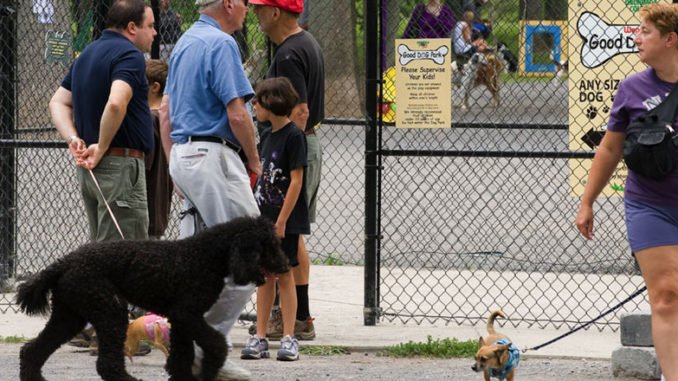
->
[124, 313, 171, 362]
[472, 310, 520, 381]
[454, 52, 504, 110]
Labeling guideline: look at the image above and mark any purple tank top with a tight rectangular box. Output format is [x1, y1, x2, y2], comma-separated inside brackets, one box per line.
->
[607, 68, 678, 204]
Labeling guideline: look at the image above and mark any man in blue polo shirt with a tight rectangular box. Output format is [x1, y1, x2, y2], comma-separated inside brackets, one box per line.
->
[50, 0, 157, 242]
[159, 0, 259, 380]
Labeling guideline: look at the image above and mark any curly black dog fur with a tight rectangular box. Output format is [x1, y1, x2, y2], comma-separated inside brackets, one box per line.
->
[16, 216, 288, 381]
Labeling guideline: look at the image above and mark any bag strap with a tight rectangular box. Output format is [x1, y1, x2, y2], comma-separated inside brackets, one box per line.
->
[645, 82, 678, 123]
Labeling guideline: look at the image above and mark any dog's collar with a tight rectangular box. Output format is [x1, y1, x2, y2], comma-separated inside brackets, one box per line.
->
[487, 339, 520, 380]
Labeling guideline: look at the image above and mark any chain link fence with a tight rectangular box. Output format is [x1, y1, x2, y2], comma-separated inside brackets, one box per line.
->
[0, 0, 653, 332]
[0, 0, 365, 314]
[371, 0, 652, 331]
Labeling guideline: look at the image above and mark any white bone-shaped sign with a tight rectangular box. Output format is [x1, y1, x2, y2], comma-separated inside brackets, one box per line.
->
[578, 12, 639, 69]
[398, 44, 449, 66]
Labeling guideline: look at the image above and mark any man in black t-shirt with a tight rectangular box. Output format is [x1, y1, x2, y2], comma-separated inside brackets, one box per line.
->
[251, 0, 324, 341]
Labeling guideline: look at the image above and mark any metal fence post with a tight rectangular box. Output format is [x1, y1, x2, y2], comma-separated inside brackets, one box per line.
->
[363, 0, 380, 326]
[0, 0, 17, 286]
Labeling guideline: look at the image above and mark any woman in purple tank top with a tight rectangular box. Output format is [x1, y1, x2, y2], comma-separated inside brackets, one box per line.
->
[576, 4, 678, 379]
[403, 0, 456, 39]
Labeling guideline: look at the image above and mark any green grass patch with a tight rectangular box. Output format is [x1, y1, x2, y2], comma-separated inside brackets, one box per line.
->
[383, 335, 478, 358]
[299, 345, 351, 356]
[0, 335, 29, 343]
[312, 255, 345, 266]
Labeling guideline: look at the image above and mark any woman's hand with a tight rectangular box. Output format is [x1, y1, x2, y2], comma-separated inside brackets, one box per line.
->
[575, 204, 595, 240]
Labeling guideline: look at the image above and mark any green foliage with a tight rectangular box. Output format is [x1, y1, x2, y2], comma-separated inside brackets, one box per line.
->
[299, 345, 351, 356]
[312, 255, 345, 266]
[0, 335, 29, 343]
[383, 335, 479, 358]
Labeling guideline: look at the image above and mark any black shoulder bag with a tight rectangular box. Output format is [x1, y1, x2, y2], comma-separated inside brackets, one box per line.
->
[623, 84, 678, 180]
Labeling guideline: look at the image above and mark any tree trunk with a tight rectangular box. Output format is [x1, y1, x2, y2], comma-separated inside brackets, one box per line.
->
[17, 0, 70, 131]
[544, 0, 567, 20]
[520, 0, 543, 20]
[309, 0, 362, 118]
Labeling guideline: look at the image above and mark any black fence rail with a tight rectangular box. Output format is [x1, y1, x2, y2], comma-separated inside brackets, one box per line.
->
[0, 0, 652, 332]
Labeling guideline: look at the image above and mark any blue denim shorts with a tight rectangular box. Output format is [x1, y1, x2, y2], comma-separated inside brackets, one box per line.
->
[624, 198, 678, 252]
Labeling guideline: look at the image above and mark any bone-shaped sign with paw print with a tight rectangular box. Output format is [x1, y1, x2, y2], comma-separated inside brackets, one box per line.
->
[578, 12, 639, 68]
[398, 44, 449, 66]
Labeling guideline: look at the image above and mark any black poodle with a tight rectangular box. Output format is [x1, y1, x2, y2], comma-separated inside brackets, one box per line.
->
[16, 215, 288, 381]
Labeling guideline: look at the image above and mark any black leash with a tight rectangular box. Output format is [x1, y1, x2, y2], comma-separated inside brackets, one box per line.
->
[522, 285, 647, 353]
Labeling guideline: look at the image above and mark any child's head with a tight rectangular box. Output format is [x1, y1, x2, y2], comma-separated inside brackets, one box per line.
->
[145, 59, 168, 97]
[463, 11, 475, 23]
[253, 77, 299, 118]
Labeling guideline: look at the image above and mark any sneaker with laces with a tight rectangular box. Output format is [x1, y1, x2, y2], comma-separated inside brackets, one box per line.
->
[192, 358, 251, 381]
[240, 336, 270, 360]
[265, 307, 283, 339]
[276, 335, 299, 361]
[294, 317, 316, 340]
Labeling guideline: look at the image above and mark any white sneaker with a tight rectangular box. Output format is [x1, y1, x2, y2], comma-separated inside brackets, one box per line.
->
[192, 358, 251, 381]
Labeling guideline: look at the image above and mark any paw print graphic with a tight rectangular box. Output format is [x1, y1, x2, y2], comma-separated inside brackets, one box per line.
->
[602, 105, 610, 114]
[585, 105, 598, 120]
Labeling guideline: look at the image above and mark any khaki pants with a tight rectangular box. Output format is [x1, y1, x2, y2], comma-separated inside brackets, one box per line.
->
[77, 156, 149, 242]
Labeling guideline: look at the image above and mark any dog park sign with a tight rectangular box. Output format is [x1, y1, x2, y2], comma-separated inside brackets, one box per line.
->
[567, 0, 668, 197]
[394, 39, 452, 128]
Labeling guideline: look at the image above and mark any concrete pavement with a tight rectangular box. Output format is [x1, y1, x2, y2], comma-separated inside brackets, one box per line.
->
[0, 265, 621, 360]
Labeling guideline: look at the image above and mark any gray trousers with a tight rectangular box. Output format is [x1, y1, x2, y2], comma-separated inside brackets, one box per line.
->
[170, 141, 259, 354]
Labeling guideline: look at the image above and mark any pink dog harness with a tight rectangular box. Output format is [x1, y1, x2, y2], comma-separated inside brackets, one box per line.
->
[143, 314, 170, 344]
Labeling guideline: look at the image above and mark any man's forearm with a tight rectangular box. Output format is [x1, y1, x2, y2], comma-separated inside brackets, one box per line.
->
[49, 87, 78, 142]
[51, 105, 78, 142]
[97, 101, 127, 151]
[227, 99, 259, 164]
[231, 117, 259, 163]
[98, 80, 132, 151]
[159, 95, 173, 162]
[291, 103, 310, 131]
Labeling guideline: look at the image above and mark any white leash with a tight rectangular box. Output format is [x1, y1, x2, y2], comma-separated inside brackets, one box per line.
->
[88, 168, 125, 240]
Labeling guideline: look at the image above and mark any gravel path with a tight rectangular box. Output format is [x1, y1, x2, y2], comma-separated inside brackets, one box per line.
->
[0, 343, 639, 381]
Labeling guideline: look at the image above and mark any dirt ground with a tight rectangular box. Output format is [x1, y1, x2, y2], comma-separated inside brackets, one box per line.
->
[0, 343, 644, 381]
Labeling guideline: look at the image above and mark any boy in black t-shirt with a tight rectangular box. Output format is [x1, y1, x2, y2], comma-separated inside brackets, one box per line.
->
[241, 77, 309, 362]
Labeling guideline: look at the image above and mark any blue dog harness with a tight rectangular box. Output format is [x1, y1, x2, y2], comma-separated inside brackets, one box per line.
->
[487, 339, 520, 380]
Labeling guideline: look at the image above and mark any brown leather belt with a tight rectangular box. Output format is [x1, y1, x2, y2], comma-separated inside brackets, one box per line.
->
[106, 147, 144, 159]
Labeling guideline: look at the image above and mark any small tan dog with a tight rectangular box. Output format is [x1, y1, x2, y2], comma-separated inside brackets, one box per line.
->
[472, 310, 520, 381]
[124, 313, 171, 362]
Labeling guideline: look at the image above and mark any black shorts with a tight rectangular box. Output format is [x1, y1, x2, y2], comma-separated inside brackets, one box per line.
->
[281, 234, 300, 267]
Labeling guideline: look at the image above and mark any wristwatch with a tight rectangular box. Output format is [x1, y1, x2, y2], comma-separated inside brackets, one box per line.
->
[68, 135, 78, 144]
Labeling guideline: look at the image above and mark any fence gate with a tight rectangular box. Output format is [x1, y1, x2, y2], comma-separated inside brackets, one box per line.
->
[363, 0, 650, 331]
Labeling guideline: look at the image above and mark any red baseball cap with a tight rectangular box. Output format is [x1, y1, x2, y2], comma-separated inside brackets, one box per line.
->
[248, 0, 304, 14]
